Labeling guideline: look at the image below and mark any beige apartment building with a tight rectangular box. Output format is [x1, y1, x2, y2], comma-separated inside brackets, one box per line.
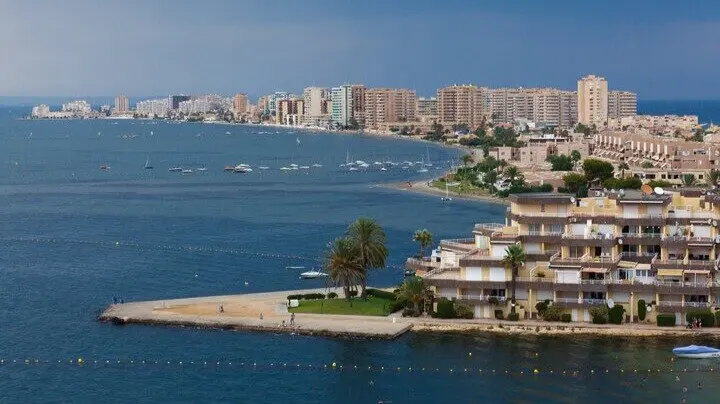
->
[416, 97, 439, 123]
[437, 85, 490, 129]
[577, 75, 609, 126]
[490, 88, 577, 128]
[113, 96, 129, 114]
[489, 138, 590, 167]
[608, 91, 637, 120]
[275, 98, 304, 126]
[351, 84, 366, 127]
[409, 190, 720, 325]
[608, 115, 700, 132]
[233, 93, 249, 115]
[363, 88, 416, 129]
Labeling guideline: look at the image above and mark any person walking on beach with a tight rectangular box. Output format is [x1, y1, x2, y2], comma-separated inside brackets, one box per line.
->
[290, 313, 295, 326]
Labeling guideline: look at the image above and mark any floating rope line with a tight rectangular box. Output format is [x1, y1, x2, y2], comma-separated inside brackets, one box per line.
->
[1, 359, 718, 377]
[0, 236, 407, 270]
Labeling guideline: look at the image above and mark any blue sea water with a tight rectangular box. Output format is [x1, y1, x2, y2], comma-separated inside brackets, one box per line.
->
[0, 106, 718, 403]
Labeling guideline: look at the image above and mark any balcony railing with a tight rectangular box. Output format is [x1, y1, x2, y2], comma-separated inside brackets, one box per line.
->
[526, 230, 563, 236]
[516, 276, 554, 283]
[657, 301, 712, 309]
[619, 252, 658, 260]
[473, 223, 504, 232]
[554, 298, 607, 306]
[439, 238, 475, 251]
[655, 280, 711, 288]
[662, 235, 714, 244]
[621, 232, 661, 239]
[457, 294, 507, 302]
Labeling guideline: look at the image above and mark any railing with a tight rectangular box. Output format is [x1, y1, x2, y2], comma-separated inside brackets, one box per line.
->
[554, 298, 607, 305]
[562, 233, 617, 240]
[622, 233, 661, 239]
[526, 230, 563, 236]
[654, 258, 714, 266]
[457, 294, 507, 302]
[580, 279, 609, 285]
[437, 292, 458, 299]
[657, 301, 711, 308]
[440, 238, 476, 251]
[663, 235, 714, 243]
[516, 276, 554, 283]
[619, 252, 658, 259]
[473, 223, 504, 232]
[655, 280, 711, 288]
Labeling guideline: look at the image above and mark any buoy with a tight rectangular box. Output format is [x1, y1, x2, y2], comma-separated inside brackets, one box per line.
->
[468, 352, 472, 356]
[533, 369, 539, 374]
[77, 358, 84, 364]
[115, 241, 119, 246]
[332, 362, 336, 368]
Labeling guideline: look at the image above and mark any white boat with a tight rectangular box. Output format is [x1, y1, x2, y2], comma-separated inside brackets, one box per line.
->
[225, 131, 231, 135]
[181, 169, 193, 174]
[169, 167, 183, 172]
[144, 155, 153, 170]
[441, 182, 452, 202]
[417, 168, 429, 173]
[672, 345, 720, 358]
[348, 167, 359, 171]
[312, 164, 323, 168]
[373, 161, 383, 166]
[280, 167, 291, 171]
[285, 266, 305, 270]
[300, 270, 328, 279]
[299, 166, 310, 169]
[359, 163, 370, 168]
[380, 167, 387, 171]
[258, 166, 270, 170]
[289, 163, 299, 168]
[196, 167, 207, 172]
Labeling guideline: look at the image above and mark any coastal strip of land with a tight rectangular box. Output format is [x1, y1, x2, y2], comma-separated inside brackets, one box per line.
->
[99, 289, 720, 339]
[380, 180, 509, 206]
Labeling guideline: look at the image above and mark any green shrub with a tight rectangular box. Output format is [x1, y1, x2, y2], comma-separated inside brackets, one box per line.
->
[287, 293, 325, 300]
[657, 313, 676, 327]
[454, 304, 474, 319]
[608, 305, 626, 324]
[507, 312, 519, 321]
[715, 311, 720, 327]
[686, 310, 715, 327]
[433, 298, 455, 319]
[589, 306, 609, 324]
[535, 300, 549, 317]
[389, 297, 407, 313]
[494, 309, 504, 320]
[366, 288, 395, 300]
[328, 292, 338, 299]
[348, 290, 358, 298]
[488, 296, 500, 306]
[561, 313, 572, 323]
[543, 305, 563, 322]
[638, 299, 647, 321]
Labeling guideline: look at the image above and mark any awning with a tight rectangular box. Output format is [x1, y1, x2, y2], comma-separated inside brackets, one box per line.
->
[617, 261, 637, 269]
[684, 269, 710, 275]
[657, 269, 684, 277]
[636, 263, 651, 270]
[582, 267, 609, 273]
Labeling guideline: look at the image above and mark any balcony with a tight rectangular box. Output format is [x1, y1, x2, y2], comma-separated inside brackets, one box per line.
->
[553, 297, 607, 308]
[457, 294, 507, 304]
[661, 235, 714, 247]
[520, 231, 563, 242]
[439, 238, 476, 252]
[550, 253, 620, 268]
[653, 259, 715, 270]
[656, 301, 712, 311]
[618, 252, 657, 263]
[562, 233, 617, 246]
[620, 232, 661, 241]
[667, 205, 715, 219]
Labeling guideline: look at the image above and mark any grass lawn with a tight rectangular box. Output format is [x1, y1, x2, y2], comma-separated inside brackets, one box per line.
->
[288, 296, 395, 316]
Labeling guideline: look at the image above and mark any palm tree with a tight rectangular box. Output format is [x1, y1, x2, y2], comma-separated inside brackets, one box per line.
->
[618, 162, 629, 178]
[682, 174, 696, 186]
[504, 166, 519, 181]
[347, 218, 388, 298]
[413, 229, 433, 258]
[397, 276, 432, 315]
[501, 244, 526, 315]
[325, 238, 366, 300]
[461, 154, 473, 167]
[709, 169, 720, 187]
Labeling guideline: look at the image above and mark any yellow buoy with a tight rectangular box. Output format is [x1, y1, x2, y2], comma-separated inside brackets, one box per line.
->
[533, 369, 539, 374]
[331, 362, 336, 368]
[77, 358, 84, 364]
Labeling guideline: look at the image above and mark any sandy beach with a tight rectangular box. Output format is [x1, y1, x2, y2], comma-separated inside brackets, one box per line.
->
[380, 179, 510, 206]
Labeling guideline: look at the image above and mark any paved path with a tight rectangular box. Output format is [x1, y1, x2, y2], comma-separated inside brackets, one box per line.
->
[99, 288, 411, 339]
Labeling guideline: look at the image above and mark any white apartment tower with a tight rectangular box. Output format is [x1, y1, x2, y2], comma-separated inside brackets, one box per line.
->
[331, 85, 353, 128]
[577, 74, 608, 126]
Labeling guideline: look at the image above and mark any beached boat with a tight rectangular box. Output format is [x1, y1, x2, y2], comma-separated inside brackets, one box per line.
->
[672, 345, 720, 358]
[299, 270, 329, 279]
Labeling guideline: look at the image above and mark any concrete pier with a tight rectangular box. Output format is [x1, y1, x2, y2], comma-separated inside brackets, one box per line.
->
[98, 288, 412, 339]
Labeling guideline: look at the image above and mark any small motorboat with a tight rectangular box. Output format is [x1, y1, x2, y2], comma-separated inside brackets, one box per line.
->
[285, 266, 305, 270]
[300, 270, 328, 279]
[672, 345, 720, 359]
[99, 165, 109, 170]
[169, 167, 183, 172]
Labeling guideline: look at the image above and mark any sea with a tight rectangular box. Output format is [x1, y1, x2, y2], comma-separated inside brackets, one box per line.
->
[0, 101, 719, 403]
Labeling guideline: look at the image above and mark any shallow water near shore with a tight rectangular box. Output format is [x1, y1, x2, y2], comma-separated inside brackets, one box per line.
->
[0, 107, 719, 402]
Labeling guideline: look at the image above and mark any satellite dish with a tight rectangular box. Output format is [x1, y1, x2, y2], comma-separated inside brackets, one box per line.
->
[607, 299, 615, 309]
[618, 238, 624, 245]
[647, 305, 653, 313]
[713, 220, 718, 227]
[641, 184, 653, 195]
[654, 187, 665, 195]
[570, 196, 576, 204]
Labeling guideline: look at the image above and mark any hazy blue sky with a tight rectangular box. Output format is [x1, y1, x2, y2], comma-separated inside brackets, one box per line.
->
[1, 0, 719, 99]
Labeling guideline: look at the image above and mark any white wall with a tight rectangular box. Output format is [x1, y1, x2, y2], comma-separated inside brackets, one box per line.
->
[515, 289, 529, 300]
[489, 267, 506, 281]
[623, 205, 638, 218]
[491, 244, 508, 257]
[571, 224, 586, 235]
[612, 292, 630, 303]
[556, 270, 579, 283]
[524, 243, 541, 253]
[694, 225, 711, 237]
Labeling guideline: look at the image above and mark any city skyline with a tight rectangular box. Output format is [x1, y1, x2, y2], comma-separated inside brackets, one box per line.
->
[1, 0, 719, 99]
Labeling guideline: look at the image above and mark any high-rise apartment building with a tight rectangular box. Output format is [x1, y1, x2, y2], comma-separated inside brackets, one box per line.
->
[490, 88, 534, 125]
[276, 98, 304, 126]
[577, 75, 609, 126]
[267, 92, 288, 116]
[416, 97, 438, 121]
[303, 87, 329, 118]
[168, 95, 191, 110]
[331, 85, 353, 128]
[559, 91, 578, 128]
[233, 93, 249, 115]
[363, 88, 416, 129]
[114, 96, 129, 113]
[351, 84, 366, 127]
[437, 85, 490, 129]
[608, 91, 637, 120]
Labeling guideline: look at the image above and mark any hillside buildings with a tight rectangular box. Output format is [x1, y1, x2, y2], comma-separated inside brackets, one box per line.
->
[410, 191, 720, 325]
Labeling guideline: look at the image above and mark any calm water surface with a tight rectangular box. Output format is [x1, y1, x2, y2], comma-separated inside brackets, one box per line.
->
[0, 108, 718, 403]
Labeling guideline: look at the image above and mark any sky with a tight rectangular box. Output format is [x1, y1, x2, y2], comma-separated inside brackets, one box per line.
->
[1, 0, 719, 100]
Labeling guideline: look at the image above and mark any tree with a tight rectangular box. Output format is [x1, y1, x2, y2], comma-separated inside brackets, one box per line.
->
[347, 117, 360, 130]
[563, 172, 586, 194]
[682, 174, 696, 186]
[582, 159, 614, 184]
[504, 166, 520, 181]
[461, 154, 473, 167]
[413, 229, 433, 258]
[483, 170, 499, 192]
[325, 238, 365, 300]
[501, 244, 526, 315]
[397, 276, 432, 316]
[570, 150, 581, 164]
[641, 161, 654, 169]
[709, 169, 720, 187]
[693, 129, 705, 142]
[546, 154, 574, 171]
[347, 218, 389, 298]
[617, 162, 630, 178]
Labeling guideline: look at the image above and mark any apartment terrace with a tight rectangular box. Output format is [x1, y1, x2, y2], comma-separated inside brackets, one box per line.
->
[438, 238, 476, 253]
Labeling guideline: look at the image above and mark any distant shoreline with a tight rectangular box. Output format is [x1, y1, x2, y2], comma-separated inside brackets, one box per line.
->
[379, 180, 509, 206]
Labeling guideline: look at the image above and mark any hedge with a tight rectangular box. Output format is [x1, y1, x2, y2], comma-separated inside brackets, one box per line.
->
[389, 297, 408, 313]
[328, 292, 338, 299]
[715, 311, 720, 327]
[637, 299, 647, 321]
[365, 288, 396, 300]
[561, 313, 572, 323]
[287, 293, 326, 300]
[543, 305, 563, 322]
[494, 309, 504, 320]
[657, 313, 676, 327]
[608, 305, 625, 325]
[507, 312, 519, 321]
[686, 310, 715, 327]
[454, 304, 474, 319]
[434, 298, 455, 319]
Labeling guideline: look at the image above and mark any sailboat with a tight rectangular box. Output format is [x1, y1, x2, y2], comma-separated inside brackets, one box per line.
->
[441, 182, 452, 202]
[424, 146, 434, 167]
[144, 155, 153, 169]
